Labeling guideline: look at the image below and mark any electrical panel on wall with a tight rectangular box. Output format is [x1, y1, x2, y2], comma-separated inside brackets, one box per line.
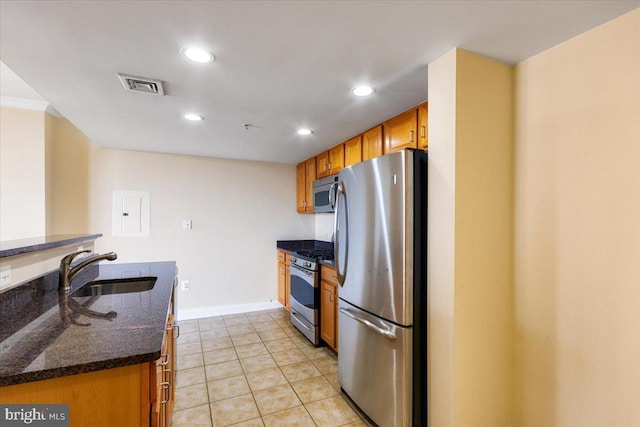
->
[112, 190, 150, 237]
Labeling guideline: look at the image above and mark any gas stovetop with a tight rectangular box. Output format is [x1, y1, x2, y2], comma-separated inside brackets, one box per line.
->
[295, 249, 334, 261]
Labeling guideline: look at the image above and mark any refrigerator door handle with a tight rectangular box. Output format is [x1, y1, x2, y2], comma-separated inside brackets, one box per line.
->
[334, 181, 348, 286]
[339, 307, 397, 340]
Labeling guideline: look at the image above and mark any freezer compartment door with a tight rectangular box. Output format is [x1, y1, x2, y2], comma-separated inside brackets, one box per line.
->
[338, 299, 412, 427]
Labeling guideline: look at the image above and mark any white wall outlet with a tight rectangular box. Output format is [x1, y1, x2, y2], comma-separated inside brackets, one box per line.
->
[0, 266, 11, 288]
[181, 280, 190, 291]
[183, 219, 192, 230]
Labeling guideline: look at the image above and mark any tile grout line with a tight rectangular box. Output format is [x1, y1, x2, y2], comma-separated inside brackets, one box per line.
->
[175, 309, 362, 426]
[201, 323, 214, 427]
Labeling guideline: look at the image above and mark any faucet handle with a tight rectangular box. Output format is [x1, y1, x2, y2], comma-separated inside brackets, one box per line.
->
[60, 249, 92, 266]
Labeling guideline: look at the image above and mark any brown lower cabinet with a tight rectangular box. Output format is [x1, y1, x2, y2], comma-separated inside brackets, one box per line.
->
[277, 251, 291, 311]
[320, 265, 338, 351]
[0, 288, 177, 427]
[152, 309, 177, 427]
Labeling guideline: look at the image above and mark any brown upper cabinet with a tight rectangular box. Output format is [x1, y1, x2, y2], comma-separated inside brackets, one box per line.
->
[418, 102, 428, 150]
[317, 144, 345, 178]
[344, 135, 362, 167]
[362, 125, 384, 162]
[384, 108, 418, 153]
[295, 101, 426, 214]
[296, 157, 316, 213]
[316, 151, 329, 177]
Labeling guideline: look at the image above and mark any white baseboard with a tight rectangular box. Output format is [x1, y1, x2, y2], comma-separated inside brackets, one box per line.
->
[177, 300, 284, 321]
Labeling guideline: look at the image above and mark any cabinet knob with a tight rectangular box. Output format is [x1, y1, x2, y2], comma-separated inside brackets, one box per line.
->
[421, 126, 426, 139]
[409, 130, 415, 143]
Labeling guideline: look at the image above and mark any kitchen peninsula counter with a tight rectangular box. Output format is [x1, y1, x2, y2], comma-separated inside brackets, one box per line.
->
[0, 234, 103, 258]
[0, 261, 176, 387]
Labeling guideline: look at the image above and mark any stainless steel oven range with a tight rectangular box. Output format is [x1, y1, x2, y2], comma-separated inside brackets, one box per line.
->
[289, 249, 334, 345]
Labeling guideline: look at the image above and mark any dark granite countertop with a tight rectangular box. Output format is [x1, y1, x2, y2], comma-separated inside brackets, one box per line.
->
[0, 261, 176, 387]
[319, 259, 336, 268]
[0, 234, 103, 258]
[276, 239, 333, 255]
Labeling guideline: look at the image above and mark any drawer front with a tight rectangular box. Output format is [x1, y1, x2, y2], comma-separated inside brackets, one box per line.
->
[321, 265, 337, 285]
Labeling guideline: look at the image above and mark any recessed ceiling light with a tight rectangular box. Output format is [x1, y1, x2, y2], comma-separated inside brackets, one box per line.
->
[181, 46, 215, 63]
[183, 113, 203, 121]
[352, 85, 375, 97]
[297, 128, 313, 136]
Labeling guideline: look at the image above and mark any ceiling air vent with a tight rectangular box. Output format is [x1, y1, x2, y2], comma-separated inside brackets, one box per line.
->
[117, 73, 165, 95]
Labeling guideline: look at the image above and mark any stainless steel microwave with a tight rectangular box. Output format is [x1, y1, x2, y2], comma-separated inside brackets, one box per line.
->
[312, 174, 339, 213]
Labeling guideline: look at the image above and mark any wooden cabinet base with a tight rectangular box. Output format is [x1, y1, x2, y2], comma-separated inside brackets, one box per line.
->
[0, 364, 152, 427]
[320, 265, 339, 352]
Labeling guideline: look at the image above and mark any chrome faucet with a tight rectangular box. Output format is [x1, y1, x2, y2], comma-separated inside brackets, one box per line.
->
[59, 250, 117, 292]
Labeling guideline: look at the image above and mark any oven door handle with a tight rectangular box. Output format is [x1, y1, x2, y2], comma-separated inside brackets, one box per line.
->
[291, 263, 314, 278]
[291, 311, 314, 331]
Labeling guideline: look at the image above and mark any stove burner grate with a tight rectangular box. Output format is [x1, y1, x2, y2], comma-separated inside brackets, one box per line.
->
[295, 249, 334, 260]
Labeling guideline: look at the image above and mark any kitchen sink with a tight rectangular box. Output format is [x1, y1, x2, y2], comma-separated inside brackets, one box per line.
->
[72, 277, 157, 297]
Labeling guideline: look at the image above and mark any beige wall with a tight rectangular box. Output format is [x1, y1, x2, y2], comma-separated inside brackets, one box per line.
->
[513, 8, 640, 426]
[45, 113, 54, 233]
[0, 109, 91, 241]
[0, 107, 47, 240]
[314, 213, 334, 242]
[50, 117, 93, 234]
[427, 49, 457, 427]
[428, 48, 513, 427]
[89, 148, 315, 318]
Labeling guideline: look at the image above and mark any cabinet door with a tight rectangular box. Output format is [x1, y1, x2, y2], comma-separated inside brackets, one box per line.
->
[155, 330, 170, 427]
[362, 125, 383, 161]
[278, 261, 286, 307]
[328, 144, 345, 175]
[418, 102, 428, 150]
[384, 109, 418, 153]
[316, 150, 330, 178]
[296, 162, 306, 213]
[285, 264, 291, 311]
[344, 136, 362, 167]
[304, 157, 316, 212]
[320, 281, 336, 349]
[165, 313, 176, 425]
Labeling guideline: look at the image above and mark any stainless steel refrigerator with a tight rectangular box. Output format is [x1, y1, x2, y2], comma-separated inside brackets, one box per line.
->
[334, 149, 428, 427]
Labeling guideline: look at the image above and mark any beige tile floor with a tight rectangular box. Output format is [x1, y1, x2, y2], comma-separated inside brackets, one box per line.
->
[172, 308, 369, 427]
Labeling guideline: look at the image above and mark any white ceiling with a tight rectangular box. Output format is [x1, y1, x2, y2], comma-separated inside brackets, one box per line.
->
[1, 1, 638, 165]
